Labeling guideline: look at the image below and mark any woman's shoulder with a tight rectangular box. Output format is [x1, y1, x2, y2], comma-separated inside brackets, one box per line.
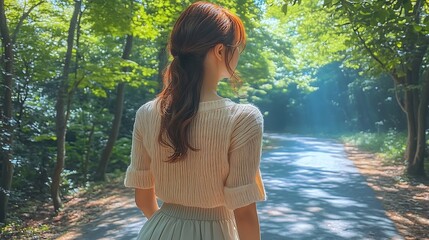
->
[135, 98, 159, 116]
[230, 101, 263, 120]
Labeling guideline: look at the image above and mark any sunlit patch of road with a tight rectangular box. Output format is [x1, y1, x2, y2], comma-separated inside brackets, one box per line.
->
[258, 133, 403, 240]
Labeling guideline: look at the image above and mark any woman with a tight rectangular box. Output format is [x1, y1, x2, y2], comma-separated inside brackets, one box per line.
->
[124, 1, 266, 239]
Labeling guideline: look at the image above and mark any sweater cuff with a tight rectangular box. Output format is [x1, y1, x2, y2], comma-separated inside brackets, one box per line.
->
[224, 182, 266, 210]
[124, 166, 155, 189]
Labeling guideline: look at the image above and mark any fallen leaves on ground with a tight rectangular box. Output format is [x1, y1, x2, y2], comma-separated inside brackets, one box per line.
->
[0, 178, 133, 240]
[344, 144, 429, 240]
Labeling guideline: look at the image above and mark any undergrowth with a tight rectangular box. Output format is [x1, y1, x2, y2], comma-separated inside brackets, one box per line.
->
[340, 130, 407, 165]
[0, 175, 124, 240]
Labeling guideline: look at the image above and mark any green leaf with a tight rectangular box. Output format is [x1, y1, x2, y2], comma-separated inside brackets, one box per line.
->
[282, 4, 288, 14]
[33, 134, 57, 142]
[423, 16, 429, 26]
[413, 24, 422, 32]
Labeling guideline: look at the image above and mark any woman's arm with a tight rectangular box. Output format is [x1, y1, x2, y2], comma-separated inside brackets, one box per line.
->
[135, 188, 159, 219]
[234, 202, 261, 240]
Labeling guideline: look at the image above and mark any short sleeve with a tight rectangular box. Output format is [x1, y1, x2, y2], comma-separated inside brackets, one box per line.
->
[124, 106, 155, 189]
[224, 105, 267, 210]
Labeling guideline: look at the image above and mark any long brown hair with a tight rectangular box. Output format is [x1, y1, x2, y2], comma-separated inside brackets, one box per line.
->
[157, 1, 246, 162]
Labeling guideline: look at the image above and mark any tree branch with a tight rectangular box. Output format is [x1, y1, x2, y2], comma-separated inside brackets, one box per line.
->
[11, 1, 45, 44]
[393, 80, 407, 113]
[413, 0, 423, 23]
[352, 26, 388, 71]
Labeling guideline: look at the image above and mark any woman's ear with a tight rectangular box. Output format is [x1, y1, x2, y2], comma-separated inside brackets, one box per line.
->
[213, 43, 224, 62]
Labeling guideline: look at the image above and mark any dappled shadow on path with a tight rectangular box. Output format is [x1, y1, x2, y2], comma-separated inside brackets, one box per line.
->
[258, 133, 403, 240]
[57, 194, 147, 240]
[62, 133, 404, 240]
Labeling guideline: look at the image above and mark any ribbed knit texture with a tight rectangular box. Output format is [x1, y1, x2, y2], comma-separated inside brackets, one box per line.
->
[124, 97, 267, 210]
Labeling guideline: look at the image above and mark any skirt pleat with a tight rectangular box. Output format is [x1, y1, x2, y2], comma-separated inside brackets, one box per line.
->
[136, 203, 238, 240]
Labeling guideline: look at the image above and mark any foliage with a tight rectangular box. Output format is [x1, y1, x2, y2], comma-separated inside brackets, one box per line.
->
[108, 137, 132, 175]
[324, 0, 429, 76]
[0, 221, 52, 240]
[3, 0, 295, 219]
[267, 0, 350, 68]
[2, 0, 424, 230]
[261, 60, 405, 132]
[341, 130, 408, 165]
[276, 0, 429, 176]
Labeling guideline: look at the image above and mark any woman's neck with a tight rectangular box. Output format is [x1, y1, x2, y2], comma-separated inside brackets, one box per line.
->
[200, 89, 223, 102]
[200, 51, 224, 102]
[200, 71, 222, 102]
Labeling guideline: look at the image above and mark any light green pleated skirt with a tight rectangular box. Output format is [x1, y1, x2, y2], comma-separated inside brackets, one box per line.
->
[136, 203, 239, 240]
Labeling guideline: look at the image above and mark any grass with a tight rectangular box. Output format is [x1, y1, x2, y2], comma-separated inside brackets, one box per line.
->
[340, 130, 408, 165]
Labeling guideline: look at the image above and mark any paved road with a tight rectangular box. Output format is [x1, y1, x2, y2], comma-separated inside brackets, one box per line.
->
[69, 133, 402, 240]
[257, 134, 402, 240]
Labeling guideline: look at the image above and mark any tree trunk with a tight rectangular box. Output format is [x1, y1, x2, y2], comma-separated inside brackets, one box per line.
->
[95, 34, 133, 181]
[51, 0, 81, 212]
[0, 0, 43, 222]
[407, 70, 429, 177]
[83, 123, 95, 183]
[404, 81, 418, 164]
[382, 2, 429, 178]
[0, 0, 14, 224]
[401, 64, 429, 177]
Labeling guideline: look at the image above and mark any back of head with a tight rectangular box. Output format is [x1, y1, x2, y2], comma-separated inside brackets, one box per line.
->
[157, 1, 246, 162]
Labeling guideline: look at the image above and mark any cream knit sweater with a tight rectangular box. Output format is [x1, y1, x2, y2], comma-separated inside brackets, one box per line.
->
[124, 97, 266, 210]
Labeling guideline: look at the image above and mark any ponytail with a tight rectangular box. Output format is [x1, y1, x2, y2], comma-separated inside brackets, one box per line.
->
[157, 53, 205, 162]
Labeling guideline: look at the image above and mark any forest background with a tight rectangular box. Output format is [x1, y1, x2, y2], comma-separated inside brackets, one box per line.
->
[0, 0, 428, 237]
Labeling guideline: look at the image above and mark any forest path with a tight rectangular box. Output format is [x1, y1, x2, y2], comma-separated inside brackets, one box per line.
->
[58, 133, 403, 240]
[257, 133, 402, 240]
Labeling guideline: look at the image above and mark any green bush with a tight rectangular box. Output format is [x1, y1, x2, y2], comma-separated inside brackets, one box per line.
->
[341, 130, 407, 165]
[109, 137, 132, 173]
[380, 130, 407, 163]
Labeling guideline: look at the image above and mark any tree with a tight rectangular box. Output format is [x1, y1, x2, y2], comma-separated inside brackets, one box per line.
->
[95, 35, 133, 181]
[279, 0, 429, 177]
[51, 0, 82, 212]
[323, 0, 429, 177]
[90, 0, 161, 181]
[0, 0, 44, 223]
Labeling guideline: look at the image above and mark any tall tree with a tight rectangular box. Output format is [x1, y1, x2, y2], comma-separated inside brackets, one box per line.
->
[95, 34, 133, 181]
[279, 0, 429, 177]
[51, 0, 82, 211]
[323, 0, 429, 177]
[0, 0, 44, 223]
[89, 0, 157, 181]
[0, 0, 15, 224]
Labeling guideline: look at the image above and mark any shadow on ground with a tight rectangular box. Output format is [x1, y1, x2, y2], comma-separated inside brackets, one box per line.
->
[58, 196, 148, 240]
[63, 133, 403, 240]
[258, 133, 402, 240]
